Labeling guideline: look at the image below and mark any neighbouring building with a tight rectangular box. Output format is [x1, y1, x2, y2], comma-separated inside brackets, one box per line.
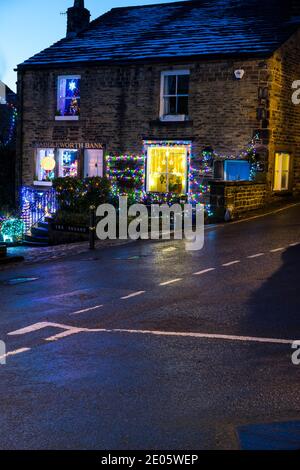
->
[16, 0, 300, 223]
[0, 81, 17, 208]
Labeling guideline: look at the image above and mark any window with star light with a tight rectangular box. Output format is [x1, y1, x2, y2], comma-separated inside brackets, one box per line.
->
[56, 76, 81, 120]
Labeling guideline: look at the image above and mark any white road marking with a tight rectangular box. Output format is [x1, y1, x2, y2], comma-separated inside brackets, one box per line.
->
[6, 321, 296, 347]
[222, 260, 241, 267]
[0, 348, 31, 362]
[45, 329, 83, 342]
[270, 247, 285, 253]
[109, 328, 295, 345]
[290, 242, 300, 247]
[121, 291, 146, 300]
[159, 278, 182, 286]
[247, 253, 265, 259]
[70, 305, 103, 315]
[8, 322, 75, 336]
[193, 268, 216, 276]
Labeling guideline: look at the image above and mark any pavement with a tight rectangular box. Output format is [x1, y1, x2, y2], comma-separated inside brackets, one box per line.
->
[0, 203, 300, 449]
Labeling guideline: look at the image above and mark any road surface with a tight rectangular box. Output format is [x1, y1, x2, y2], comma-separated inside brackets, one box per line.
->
[0, 204, 300, 450]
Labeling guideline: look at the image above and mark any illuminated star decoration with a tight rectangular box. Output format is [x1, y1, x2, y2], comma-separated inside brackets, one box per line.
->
[69, 81, 77, 92]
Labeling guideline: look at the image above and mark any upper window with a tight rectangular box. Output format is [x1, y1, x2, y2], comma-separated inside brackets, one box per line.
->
[160, 71, 190, 121]
[273, 153, 290, 191]
[56, 76, 81, 121]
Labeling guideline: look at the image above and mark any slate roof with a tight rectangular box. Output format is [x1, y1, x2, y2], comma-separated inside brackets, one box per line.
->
[19, 0, 300, 68]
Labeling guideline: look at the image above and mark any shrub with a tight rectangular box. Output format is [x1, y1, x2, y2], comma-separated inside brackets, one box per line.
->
[52, 177, 111, 213]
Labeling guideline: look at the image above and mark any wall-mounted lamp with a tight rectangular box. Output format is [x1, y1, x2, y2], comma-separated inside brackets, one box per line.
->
[234, 69, 245, 80]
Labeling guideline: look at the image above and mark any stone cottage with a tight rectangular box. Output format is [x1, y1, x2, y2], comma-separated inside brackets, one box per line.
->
[16, 0, 300, 222]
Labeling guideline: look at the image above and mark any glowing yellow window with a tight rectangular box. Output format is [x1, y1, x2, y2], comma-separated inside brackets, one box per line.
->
[147, 146, 187, 194]
[274, 153, 290, 191]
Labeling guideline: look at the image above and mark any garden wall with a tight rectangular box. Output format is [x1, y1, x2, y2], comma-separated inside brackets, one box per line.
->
[209, 181, 268, 221]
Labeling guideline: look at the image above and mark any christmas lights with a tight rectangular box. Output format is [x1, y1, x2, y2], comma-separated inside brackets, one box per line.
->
[0, 102, 17, 147]
[21, 186, 58, 232]
[106, 154, 146, 204]
[0, 218, 24, 243]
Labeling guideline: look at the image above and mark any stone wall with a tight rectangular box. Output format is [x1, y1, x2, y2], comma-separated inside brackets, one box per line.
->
[18, 57, 267, 187]
[209, 181, 267, 221]
[267, 28, 300, 195]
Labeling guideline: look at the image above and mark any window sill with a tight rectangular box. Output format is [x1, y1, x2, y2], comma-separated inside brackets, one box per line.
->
[33, 181, 53, 187]
[55, 116, 79, 121]
[160, 115, 189, 122]
[273, 189, 291, 195]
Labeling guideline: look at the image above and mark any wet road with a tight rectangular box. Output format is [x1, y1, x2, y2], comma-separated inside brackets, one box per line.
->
[0, 204, 300, 449]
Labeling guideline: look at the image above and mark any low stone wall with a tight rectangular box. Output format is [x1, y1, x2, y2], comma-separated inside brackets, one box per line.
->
[209, 180, 268, 221]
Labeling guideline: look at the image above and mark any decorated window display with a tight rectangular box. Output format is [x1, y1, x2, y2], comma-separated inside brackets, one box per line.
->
[147, 146, 187, 194]
[36, 148, 56, 182]
[58, 149, 79, 178]
[56, 76, 81, 119]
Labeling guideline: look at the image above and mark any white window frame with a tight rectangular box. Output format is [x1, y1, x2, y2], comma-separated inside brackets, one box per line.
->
[56, 75, 81, 121]
[273, 152, 291, 192]
[160, 70, 190, 122]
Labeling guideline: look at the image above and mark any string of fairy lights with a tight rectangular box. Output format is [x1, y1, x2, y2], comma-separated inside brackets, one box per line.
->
[105, 135, 259, 210]
[1, 136, 260, 243]
[0, 102, 17, 147]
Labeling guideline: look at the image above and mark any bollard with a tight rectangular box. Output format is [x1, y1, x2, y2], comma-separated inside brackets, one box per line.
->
[89, 205, 96, 250]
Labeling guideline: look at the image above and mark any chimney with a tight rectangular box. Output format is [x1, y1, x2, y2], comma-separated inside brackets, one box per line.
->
[67, 0, 90, 38]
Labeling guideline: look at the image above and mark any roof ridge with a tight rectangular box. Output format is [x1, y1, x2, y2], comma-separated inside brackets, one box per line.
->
[110, 0, 203, 11]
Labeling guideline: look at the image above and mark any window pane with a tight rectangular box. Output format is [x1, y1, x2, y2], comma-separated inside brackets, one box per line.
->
[164, 96, 177, 115]
[164, 75, 176, 95]
[177, 75, 189, 94]
[65, 78, 80, 98]
[148, 148, 168, 192]
[168, 147, 187, 194]
[281, 172, 289, 190]
[177, 96, 189, 115]
[64, 97, 81, 117]
[282, 154, 290, 171]
[37, 149, 56, 181]
[58, 149, 79, 178]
